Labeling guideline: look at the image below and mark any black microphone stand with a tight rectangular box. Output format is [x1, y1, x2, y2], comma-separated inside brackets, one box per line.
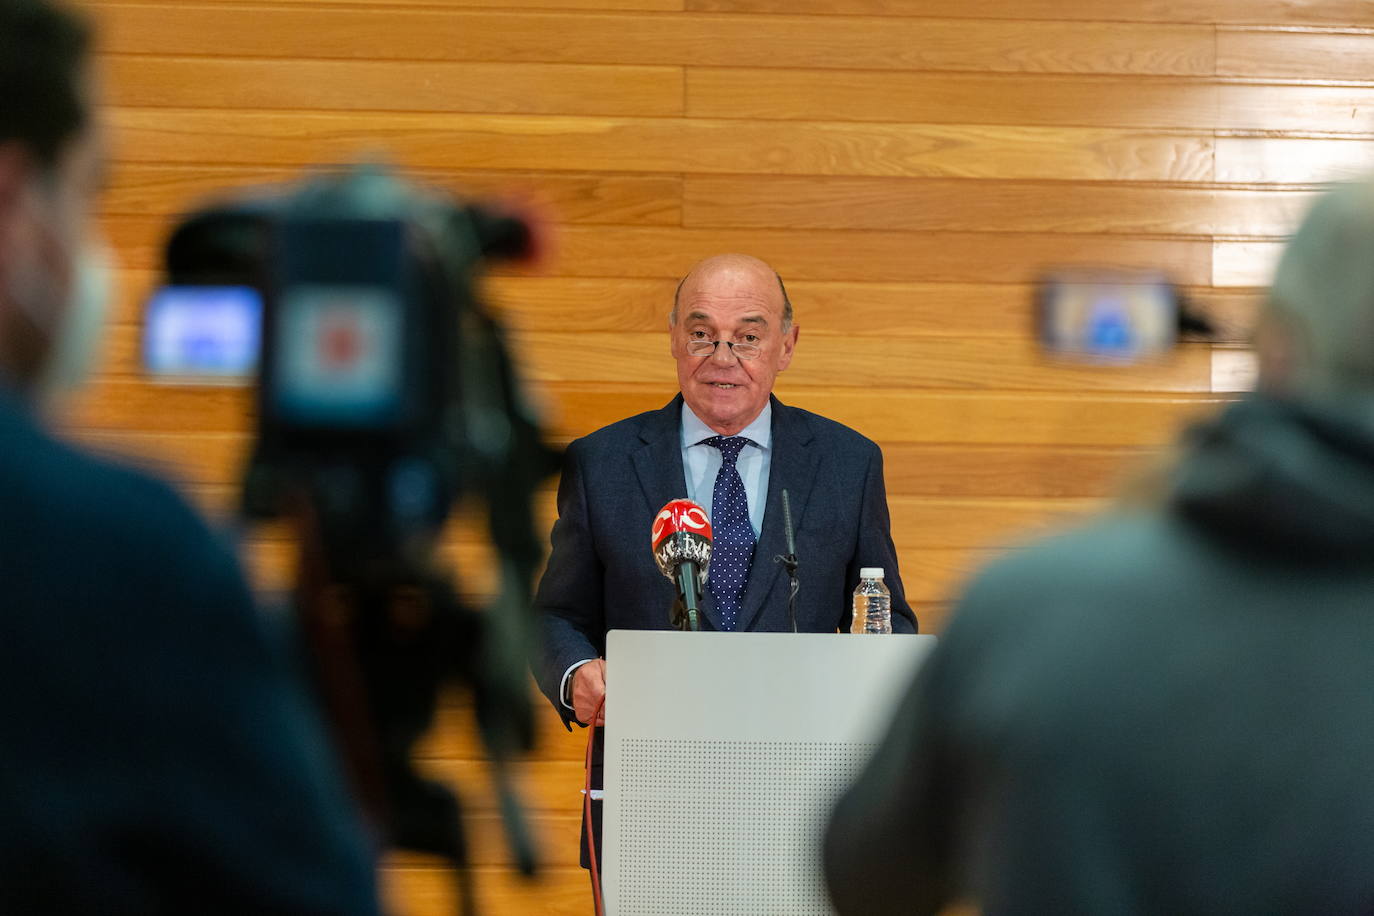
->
[774, 489, 800, 633]
[670, 560, 703, 632]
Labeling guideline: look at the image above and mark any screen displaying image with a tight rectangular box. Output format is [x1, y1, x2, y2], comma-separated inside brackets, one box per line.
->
[271, 284, 403, 427]
[143, 285, 262, 381]
[1038, 275, 1178, 362]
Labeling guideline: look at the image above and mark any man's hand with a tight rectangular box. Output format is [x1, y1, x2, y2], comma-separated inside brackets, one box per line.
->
[572, 658, 607, 726]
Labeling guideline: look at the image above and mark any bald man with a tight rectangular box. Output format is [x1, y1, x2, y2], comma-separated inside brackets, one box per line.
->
[531, 254, 916, 873]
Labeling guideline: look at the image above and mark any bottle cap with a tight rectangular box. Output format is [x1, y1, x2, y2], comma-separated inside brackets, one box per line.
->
[860, 567, 884, 579]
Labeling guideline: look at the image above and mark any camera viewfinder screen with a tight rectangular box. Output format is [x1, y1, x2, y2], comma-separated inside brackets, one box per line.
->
[143, 285, 262, 381]
[271, 284, 403, 427]
[1039, 278, 1177, 362]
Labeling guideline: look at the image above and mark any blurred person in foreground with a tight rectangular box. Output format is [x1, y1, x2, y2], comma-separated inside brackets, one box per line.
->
[0, 2, 380, 912]
[825, 179, 1374, 916]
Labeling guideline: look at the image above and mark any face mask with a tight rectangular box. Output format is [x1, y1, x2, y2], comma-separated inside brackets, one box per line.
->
[36, 239, 114, 400]
[3, 164, 114, 404]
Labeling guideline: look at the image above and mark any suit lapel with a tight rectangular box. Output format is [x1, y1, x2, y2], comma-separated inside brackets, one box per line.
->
[631, 396, 720, 626]
[737, 397, 817, 632]
[631, 395, 689, 517]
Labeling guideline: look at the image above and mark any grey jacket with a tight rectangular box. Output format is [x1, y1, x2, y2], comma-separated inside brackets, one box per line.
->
[826, 395, 1374, 916]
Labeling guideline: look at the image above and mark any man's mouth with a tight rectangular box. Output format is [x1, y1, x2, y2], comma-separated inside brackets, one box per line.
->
[708, 382, 739, 389]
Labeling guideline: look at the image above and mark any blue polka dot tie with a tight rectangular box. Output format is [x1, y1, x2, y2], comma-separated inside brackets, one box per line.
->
[703, 436, 755, 631]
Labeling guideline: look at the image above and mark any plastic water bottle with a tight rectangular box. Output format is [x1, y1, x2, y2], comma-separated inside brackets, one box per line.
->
[851, 567, 892, 634]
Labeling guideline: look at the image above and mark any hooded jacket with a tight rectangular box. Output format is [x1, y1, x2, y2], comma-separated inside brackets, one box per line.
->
[826, 394, 1374, 916]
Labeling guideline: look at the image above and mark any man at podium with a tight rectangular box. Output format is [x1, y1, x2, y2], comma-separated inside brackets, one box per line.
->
[530, 252, 917, 873]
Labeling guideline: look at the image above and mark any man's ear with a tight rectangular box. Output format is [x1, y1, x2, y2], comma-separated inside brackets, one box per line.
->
[777, 323, 799, 372]
[668, 319, 681, 358]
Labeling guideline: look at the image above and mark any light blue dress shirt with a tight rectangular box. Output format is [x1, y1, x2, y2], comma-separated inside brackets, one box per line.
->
[560, 401, 774, 710]
[680, 401, 772, 538]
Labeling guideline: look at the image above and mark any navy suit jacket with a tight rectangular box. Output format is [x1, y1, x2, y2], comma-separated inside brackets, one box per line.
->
[0, 391, 379, 914]
[533, 394, 917, 725]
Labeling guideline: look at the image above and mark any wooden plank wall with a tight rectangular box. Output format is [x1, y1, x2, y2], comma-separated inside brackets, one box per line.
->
[64, 0, 1374, 912]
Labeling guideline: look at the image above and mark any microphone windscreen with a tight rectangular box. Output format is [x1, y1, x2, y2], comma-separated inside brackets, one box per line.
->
[651, 499, 713, 582]
[651, 498, 712, 549]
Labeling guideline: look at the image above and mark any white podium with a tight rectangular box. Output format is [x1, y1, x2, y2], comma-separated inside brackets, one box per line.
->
[602, 630, 937, 916]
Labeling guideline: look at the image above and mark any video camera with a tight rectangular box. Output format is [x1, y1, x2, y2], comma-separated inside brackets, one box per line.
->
[1035, 267, 1216, 363]
[144, 164, 559, 913]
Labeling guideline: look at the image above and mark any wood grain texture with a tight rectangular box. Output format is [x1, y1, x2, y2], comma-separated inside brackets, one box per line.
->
[102, 323, 1217, 393]
[70, 428, 250, 487]
[497, 279, 1263, 345]
[104, 56, 683, 118]
[522, 332, 1217, 391]
[881, 443, 1159, 497]
[546, 386, 1229, 445]
[485, 277, 1041, 335]
[107, 108, 1216, 181]
[324, 0, 685, 7]
[239, 534, 1001, 614]
[59, 443, 1160, 557]
[684, 0, 1374, 26]
[1215, 136, 1374, 183]
[57, 377, 1227, 444]
[1195, 288, 1265, 343]
[687, 69, 1374, 134]
[177, 482, 1090, 554]
[68, 425, 1159, 499]
[101, 162, 682, 226]
[100, 214, 1217, 281]
[1212, 347, 1258, 392]
[546, 226, 1215, 284]
[93, 5, 1215, 76]
[890, 497, 1101, 548]
[1218, 28, 1374, 83]
[380, 862, 590, 916]
[228, 0, 686, 9]
[415, 695, 590, 763]
[900, 548, 1006, 605]
[1213, 240, 1287, 287]
[684, 176, 1316, 236]
[113, 271, 1263, 344]
[75, 3, 1343, 905]
[55, 378, 253, 433]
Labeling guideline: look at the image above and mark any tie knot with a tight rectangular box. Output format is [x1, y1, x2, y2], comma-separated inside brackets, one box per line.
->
[704, 435, 751, 465]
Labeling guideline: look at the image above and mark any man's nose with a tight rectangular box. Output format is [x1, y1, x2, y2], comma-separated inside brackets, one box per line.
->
[710, 341, 740, 365]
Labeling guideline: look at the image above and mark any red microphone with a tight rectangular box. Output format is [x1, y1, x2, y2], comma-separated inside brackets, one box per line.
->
[651, 499, 712, 631]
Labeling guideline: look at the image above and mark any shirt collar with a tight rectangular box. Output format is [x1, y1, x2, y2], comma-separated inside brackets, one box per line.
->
[681, 400, 773, 450]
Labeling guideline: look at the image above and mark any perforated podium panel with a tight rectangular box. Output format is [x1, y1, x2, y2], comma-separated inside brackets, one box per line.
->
[603, 631, 936, 915]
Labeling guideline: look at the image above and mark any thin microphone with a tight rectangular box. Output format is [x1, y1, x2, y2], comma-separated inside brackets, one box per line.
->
[781, 489, 797, 558]
[775, 489, 800, 633]
[651, 499, 713, 632]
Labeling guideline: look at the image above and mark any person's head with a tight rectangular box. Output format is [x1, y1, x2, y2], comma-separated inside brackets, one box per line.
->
[0, 0, 107, 402]
[1256, 179, 1374, 400]
[669, 253, 799, 436]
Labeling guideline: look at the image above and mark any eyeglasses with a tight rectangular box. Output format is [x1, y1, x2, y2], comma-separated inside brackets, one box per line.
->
[685, 339, 763, 361]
